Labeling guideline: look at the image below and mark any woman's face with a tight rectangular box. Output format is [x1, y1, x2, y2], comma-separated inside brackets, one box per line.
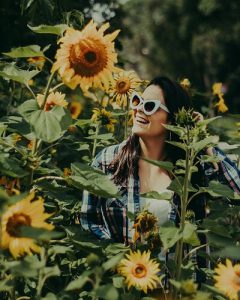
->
[132, 84, 169, 138]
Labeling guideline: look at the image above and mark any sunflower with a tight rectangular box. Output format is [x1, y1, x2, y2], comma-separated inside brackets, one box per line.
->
[91, 108, 117, 132]
[69, 101, 82, 119]
[0, 176, 20, 196]
[133, 210, 158, 242]
[117, 250, 160, 293]
[212, 82, 228, 113]
[109, 70, 141, 107]
[0, 192, 54, 258]
[212, 82, 222, 95]
[214, 259, 240, 300]
[37, 92, 68, 111]
[215, 97, 228, 113]
[52, 20, 120, 92]
[180, 78, 191, 90]
[27, 56, 46, 70]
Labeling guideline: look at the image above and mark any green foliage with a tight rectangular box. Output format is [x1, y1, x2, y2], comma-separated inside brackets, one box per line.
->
[0, 63, 39, 85]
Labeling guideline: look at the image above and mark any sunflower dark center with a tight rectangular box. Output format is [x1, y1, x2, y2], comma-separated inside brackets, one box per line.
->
[101, 115, 111, 125]
[6, 213, 31, 237]
[116, 79, 130, 94]
[132, 263, 147, 278]
[84, 51, 97, 63]
[69, 38, 108, 77]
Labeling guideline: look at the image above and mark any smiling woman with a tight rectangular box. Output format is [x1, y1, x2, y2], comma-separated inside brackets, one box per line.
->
[80, 76, 240, 285]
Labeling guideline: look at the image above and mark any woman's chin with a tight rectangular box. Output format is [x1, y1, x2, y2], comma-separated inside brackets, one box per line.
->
[131, 124, 149, 136]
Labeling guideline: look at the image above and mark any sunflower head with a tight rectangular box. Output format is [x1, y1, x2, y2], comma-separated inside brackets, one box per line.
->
[69, 101, 82, 119]
[27, 56, 46, 70]
[214, 259, 240, 300]
[37, 92, 68, 111]
[0, 192, 54, 258]
[117, 250, 160, 294]
[180, 78, 191, 90]
[215, 98, 228, 113]
[52, 20, 120, 92]
[91, 108, 117, 132]
[212, 82, 223, 96]
[109, 70, 141, 108]
[0, 176, 20, 196]
[133, 209, 158, 242]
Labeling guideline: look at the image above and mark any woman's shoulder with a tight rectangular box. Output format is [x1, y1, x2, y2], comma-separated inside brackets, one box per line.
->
[92, 140, 127, 169]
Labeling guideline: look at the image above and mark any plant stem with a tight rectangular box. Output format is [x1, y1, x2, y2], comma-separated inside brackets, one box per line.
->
[172, 128, 192, 299]
[124, 98, 130, 140]
[41, 71, 56, 109]
[92, 123, 100, 159]
[26, 83, 36, 100]
[33, 176, 66, 184]
[36, 248, 47, 298]
[49, 82, 64, 93]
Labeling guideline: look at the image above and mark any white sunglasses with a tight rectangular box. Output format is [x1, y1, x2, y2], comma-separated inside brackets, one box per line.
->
[130, 92, 169, 115]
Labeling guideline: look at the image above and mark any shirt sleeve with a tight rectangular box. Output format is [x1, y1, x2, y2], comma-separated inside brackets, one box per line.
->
[209, 147, 240, 194]
[80, 149, 112, 240]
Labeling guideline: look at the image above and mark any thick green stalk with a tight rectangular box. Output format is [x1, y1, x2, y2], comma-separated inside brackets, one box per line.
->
[92, 123, 100, 159]
[124, 98, 130, 140]
[40, 71, 55, 110]
[172, 128, 193, 299]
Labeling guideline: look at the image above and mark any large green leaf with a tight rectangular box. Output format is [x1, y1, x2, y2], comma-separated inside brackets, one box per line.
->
[166, 141, 187, 151]
[66, 270, 93, 291]
[19, 100, 72, 142]
[191, 136, 219, 153]
[140, 190, 173, 200]
[163, 124, 186, 136]
[4, 255, 43, 278]
[183, 222, 200, 246]
[212, 246, 240, 259]
[68, 162, 120, 198]
[159, 221, 182, 250]
[102, 252, 125, 271]
[199, 180, 240, 200]
[95, 284, 119, 300]
[0, 153, 28, 177]
[3, 45, 45, 58]
[168, 176, 183, 197]
[28, 24, 68, 35]
[20, 226, 64, 240]
[143, 158, 174, 171]
[0, 63, 39, 85]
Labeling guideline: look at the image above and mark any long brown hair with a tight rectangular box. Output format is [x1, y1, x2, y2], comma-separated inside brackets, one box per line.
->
[108, 76, 193, 187]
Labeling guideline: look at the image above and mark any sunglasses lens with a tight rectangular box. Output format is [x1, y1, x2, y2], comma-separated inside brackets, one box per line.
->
[131, 95, 141, 107]
[144, 101, 156, 112]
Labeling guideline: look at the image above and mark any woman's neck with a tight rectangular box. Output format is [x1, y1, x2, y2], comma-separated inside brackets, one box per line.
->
[139, 135, 166, 161]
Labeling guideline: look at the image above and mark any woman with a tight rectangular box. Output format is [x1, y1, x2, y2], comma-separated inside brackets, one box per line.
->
[81, 76, 240, 246]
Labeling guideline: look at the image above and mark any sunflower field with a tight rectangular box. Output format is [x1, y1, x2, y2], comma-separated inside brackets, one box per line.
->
[1, 3, 240, 300]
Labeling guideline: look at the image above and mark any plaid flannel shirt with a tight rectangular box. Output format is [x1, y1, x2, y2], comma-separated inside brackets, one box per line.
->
[80, 141, 240, 244]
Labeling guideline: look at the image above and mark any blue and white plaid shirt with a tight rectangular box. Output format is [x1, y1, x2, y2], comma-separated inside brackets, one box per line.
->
[80, 141, 240, 244]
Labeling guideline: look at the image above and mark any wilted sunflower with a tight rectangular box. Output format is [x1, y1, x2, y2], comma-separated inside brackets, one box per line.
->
[0, 192, 54, 258]
[212, 82, 228, 113]
[37, 92, 68, 111]
[27, 56, 46, 70]
[109, 70, 141, 107]
[117, 250, 160, 293]
[215, 97, 228, 113]
[0, 176, 20, 196]
[214, 259, 240, 300]
[133, 209, 158, 242]
[69, 101, 82, 119]
[212, 83, 222, 95]
[180, 78, 191, 90]
[91, 108, 117, 132]
[52, 20, 120, 92]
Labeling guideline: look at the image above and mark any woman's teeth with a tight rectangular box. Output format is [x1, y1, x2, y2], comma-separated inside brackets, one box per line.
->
[137, 119, 149, 124]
